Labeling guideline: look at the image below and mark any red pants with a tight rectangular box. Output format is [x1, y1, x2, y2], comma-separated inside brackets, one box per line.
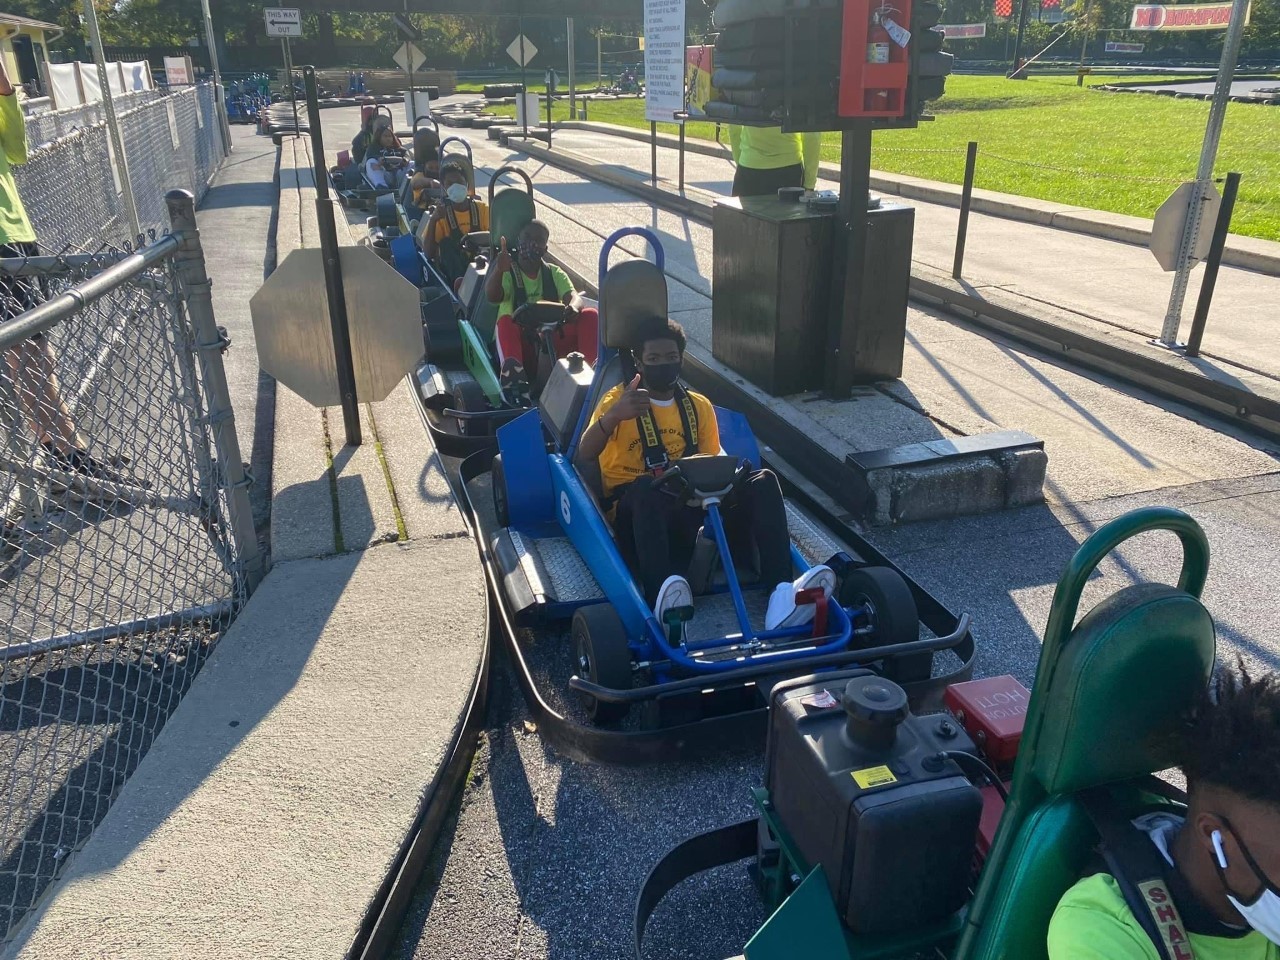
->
[496, 307, 599, 369]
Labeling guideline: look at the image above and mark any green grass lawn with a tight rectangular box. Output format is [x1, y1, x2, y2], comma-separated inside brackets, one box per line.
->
[490, 74, 1280, 241]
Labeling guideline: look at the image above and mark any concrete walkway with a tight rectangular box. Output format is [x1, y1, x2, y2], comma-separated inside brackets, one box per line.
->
[194, 124, 281, 546]
[4, 135, 488, 960]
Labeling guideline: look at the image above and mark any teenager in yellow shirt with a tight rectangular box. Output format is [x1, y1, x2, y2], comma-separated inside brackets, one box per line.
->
[579, 317, 833, 624]
[1048, 663, 1280, 960]
[422, 161, 489, 285]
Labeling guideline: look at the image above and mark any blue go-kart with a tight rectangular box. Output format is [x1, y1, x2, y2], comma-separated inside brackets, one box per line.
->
[484, 228, 973, 732]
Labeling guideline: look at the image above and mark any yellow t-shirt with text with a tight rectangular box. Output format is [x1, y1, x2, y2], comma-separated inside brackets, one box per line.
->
[430, 199, 490, 244]
[588, 385, 720, 498]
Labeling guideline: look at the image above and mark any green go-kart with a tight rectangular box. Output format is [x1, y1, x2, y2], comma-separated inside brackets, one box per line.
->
[637, 505, 1217, 960]
[418, 164, 592, 455]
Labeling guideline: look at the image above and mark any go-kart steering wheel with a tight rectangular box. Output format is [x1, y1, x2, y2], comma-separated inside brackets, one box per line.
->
[650, 465, 688, 500]
[512, 300, 570, 331]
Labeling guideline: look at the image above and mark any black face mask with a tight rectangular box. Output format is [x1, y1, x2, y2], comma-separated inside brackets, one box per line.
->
[642, 360, 681, 392]
[518, 239, 545, 264]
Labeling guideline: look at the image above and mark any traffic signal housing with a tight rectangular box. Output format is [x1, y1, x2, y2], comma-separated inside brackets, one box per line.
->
[700, 0, 952, 132]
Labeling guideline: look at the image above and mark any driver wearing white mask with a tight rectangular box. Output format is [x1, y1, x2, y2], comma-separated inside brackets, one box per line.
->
[1049, 662, 1280, 960]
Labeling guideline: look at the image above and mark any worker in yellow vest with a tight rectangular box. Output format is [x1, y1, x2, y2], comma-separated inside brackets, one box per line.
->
[727, 125, 822, 198]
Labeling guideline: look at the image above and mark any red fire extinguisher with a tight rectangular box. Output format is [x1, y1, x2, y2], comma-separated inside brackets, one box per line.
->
[867, 1, 898, 64]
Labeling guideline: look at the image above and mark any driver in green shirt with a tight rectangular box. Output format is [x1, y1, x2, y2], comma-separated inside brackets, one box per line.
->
[1048, 662, 1280, 960]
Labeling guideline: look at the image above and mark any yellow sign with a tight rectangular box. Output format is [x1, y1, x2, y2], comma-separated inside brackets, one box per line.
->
[685, 44, 716, 118]
[851, 765, 898, 789]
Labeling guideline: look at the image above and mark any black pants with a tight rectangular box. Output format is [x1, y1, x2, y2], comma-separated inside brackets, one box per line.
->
[731, 163, 804, 198]
[614, 468, 792, 606]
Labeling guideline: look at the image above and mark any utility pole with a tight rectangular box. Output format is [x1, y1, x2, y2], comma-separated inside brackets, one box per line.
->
[567, 17, 576, 117]
[1157, 0, 1249, 345]
[81, 0, 140, 239]
[200, 0, 232, 153]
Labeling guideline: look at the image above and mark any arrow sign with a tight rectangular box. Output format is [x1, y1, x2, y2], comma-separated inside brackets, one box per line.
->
[264, 7, 302, 37]
[392, 12, 421, 40]
[507, 34, 538, 67]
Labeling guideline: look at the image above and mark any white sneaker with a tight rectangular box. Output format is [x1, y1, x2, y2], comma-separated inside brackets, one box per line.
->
[654, 574, 694, 623]
[765, 564, 837, 630]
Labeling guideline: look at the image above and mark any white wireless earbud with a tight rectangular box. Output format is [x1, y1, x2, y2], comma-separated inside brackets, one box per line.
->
[1212, 829, 1230, 870]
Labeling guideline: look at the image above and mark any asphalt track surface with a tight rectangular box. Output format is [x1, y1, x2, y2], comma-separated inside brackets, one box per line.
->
[1125, 79, 1280, 96]
[312, 104, 1280, 960]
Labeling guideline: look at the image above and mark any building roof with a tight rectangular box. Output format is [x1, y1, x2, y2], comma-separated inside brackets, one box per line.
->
[0, 13, 60, 31]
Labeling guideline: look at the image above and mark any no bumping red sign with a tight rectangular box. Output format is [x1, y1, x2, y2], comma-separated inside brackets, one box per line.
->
[1129, 1, 1250, 30]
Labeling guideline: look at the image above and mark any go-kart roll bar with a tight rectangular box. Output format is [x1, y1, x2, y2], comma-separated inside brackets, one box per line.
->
[439, 135, 473, 164]
[570, 613, 973, 704]
[597, 226, 665, 290]
[488, 165, 535, 207]
[414, 114, 439, 139]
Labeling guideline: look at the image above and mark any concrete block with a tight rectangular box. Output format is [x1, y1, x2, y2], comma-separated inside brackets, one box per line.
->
[888, 456, 1006, 525]
[864, 469, 895, 527]
[1000, 447, 1048, 509]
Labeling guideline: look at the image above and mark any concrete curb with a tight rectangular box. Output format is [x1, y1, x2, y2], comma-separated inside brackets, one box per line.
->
[551, 119, 1280, 277]
[508, 134, 1280, 445]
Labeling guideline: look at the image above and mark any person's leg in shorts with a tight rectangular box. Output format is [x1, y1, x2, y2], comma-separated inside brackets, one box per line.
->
[1, 241, 129, 482]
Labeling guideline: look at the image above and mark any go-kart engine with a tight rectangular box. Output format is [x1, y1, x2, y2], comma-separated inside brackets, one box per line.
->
[765, 670, 984, 935]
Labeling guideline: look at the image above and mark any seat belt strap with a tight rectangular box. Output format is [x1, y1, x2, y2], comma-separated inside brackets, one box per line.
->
[1079, 788, 1196, 960]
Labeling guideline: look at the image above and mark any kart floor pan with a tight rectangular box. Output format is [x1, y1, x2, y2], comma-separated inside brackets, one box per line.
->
[508, 531, 604, 604]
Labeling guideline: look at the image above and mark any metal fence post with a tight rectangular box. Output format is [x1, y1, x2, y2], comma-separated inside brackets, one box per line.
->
[953, 141, 978, 280]
[81, 0, 141, 239]
[1185, 171, 1240, 359]
[165, 189, 265, 590]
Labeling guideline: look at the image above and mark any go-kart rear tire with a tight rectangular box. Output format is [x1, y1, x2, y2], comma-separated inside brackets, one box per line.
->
[376, 193, 398, 229]
[573, 604, 632, 724]
[491, 453, 509, 527]
[451, 380, 489, 437]
[838, 566, 930, 684]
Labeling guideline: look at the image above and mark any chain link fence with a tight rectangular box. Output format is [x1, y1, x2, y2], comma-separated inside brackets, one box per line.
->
[0, 193, 260, 938]
[22, 89, 165, 152]
[15, 83, 227, 254]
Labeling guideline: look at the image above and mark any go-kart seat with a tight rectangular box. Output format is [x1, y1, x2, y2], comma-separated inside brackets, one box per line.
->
[573, 258, 669, 500]
[954, 507, 1215, 960]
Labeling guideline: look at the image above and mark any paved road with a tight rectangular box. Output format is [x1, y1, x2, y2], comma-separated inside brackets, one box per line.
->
[313, 105, 1280, 960]
[1130, 79, 1280, 96]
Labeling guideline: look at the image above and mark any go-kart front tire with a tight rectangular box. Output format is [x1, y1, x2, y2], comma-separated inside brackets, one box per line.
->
[451, 380, 488, 437]
[838, 565, 930, 684]
[573, 604, 632, 724]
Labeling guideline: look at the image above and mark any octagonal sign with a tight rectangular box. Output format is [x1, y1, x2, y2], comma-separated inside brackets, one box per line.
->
[250, 245, 424, 406]
[1150, 181, 1221, 272]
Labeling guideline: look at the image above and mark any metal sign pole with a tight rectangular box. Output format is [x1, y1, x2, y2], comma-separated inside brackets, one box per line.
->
[283, 38, 300, 131]
[81, 0, 141, 240]
[567, 17, 576, 117]
[200, 0, 232, 155]
[1157, 0, 1249, 345]
[303, 66, 362, 447]
[825, 126, 874, 399]
[519, 11, 529, 139]
[1009, 0, 1033, 76]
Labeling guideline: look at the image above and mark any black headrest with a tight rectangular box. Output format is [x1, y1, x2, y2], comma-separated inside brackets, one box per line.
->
[599, 259, 668, 350]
